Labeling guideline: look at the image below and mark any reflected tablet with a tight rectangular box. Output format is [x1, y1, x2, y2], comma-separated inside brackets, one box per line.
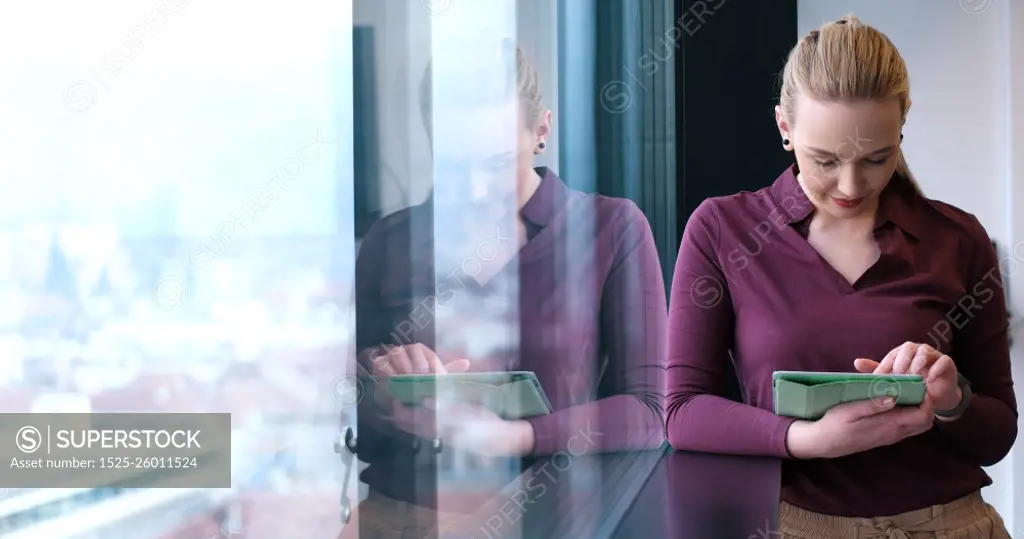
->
[772, 371, 926, 420]
[386, 371, 552, 420]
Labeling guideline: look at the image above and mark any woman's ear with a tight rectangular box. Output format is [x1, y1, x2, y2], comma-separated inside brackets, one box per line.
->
[536, 109, 552, 141]
[774, 105, 790, 142]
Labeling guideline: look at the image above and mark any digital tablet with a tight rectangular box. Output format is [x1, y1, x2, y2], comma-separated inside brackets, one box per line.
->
[772, 370, 926, 420]
[384, 371, 552, 420]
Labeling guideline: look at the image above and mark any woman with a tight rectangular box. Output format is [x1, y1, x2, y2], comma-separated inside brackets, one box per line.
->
[667, 16, 1015, 538]
[343, 41, 666, 539]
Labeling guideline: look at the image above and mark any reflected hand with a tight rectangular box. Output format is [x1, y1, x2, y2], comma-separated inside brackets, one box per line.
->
[361, 344, 470, 426]
[854, 341, 961, 412]
[393, 397, 535, 457]
[371, 344, 471, 375]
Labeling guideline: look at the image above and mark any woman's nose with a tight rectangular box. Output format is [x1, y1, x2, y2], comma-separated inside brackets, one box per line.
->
[836, 166, 866, 196]
[469, 170, 491, 201]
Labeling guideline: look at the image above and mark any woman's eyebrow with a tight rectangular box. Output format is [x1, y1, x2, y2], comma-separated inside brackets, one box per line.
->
[805, 144, 899, 157]
[864, 144, 899, 156]
[483, 151, 518, 165]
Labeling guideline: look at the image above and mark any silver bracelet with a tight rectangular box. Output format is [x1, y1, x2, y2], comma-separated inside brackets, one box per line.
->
[934, 373, 972, 418]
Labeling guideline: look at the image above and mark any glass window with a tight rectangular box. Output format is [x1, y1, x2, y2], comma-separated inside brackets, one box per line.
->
[0, 0, 675, 537]
[0, 0, 353, 536]
[348, 1, 671, 538]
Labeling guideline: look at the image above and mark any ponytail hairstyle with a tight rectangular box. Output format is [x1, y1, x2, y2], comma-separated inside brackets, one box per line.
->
[779, 14, 922, 195]
[418, 39, 547, 150]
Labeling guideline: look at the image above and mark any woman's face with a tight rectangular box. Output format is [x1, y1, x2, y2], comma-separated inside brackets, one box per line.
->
[777, 96, 903, 221]
[433, 101, 550, 213]
[430, 101, 550, 259]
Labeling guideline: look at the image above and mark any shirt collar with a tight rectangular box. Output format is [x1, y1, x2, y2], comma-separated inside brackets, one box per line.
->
[415, 166, 568, 243]
[520, 166, 567, 228]
[769, 164, 921, 239]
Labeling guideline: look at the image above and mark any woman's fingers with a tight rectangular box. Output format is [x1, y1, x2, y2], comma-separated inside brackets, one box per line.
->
[425, 351, 449, 373]
[908, 344, 938, 376]
[405, 344, 433, 374]
[443, 359, 472, 373]
[370, 349, 398, 375]
[412, 347, 471, 373]
[926, 354, 956, 384]
[864, 343, 944, 378]
[370, 345, 471, 376]
[873, 348, 897, 374]
[386, 348, 413, 375]
[890, 342, 918, 374]
[373, 345, 444, 374]
[853, 358, 879, 373]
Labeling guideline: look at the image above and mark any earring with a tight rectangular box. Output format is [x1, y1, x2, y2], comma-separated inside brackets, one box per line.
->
[534, 141, 546, 154]
[900, 133, 904, 142]
[782, 137, 791, 148]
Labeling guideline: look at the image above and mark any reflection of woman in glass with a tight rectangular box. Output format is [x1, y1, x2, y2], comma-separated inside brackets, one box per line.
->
[343, 43, 667, 538]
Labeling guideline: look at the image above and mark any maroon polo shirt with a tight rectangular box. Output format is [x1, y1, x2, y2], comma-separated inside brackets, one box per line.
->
[354, 167, 667, 507]
[667, 165, 1017, 517]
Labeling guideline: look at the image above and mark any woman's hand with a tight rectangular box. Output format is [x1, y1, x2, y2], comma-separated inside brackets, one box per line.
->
[360, 344, 470, 424]
[393, 397, 535, 457]
[854, 341, 962, 413]
[786, 395, 935, 459]
[370, 343, 471, 375]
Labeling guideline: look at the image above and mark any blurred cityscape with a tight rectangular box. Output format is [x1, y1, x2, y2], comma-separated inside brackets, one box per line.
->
[0, 220, 356, 539]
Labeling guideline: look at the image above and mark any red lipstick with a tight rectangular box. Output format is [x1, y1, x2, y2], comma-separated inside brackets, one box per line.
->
[832, 196, 864, 208]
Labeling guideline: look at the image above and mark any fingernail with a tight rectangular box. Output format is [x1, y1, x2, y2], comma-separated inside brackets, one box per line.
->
[881, 397, 895, 407]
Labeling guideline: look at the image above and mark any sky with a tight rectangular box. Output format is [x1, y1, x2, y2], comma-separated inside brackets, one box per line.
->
[0, 0, 355, 237]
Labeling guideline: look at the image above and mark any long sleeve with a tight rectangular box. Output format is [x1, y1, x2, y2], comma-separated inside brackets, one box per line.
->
[934, 216, 1018, 466]
[665, 200, 794, 458]
[526, 202, 667, 455]
[352, 228, 417, 459]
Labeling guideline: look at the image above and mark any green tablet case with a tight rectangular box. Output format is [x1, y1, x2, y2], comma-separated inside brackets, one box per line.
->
[772, 371, 926, 420]
[385, 371, 553, 420]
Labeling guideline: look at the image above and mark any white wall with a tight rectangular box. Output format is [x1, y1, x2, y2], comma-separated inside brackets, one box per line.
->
[353, 0, 559, 217]
[799, 0, 1023, 530]
[1009, 0, 1024, 531]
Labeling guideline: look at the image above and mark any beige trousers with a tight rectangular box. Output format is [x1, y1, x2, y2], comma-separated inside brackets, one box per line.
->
[778, 491, 1011, 539]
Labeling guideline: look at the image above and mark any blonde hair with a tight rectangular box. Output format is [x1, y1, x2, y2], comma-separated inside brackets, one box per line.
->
[418, 40, 546, 144]
[779, 15, 922, 195]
